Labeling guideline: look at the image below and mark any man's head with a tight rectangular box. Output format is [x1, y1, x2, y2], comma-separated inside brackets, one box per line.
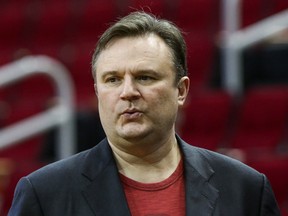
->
[92, 11, 190, 149]
[91, 11, 187, 84]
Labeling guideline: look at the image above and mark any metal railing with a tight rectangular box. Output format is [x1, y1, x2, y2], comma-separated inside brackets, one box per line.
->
[222, 0, 288, 95]
[0, 55, 76, 160]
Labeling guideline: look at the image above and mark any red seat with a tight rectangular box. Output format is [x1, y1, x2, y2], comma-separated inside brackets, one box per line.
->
[0, 1, 29, 46]
[185, 34, 214, 88]
[248, 155, 288, 207]
[231, 86, 288, 153]
[273, 0, 288, 13]
[0, 157, 45, 215]
[241, 0, 263, 27]
[76, 0, 117, 43]
[180, 90, 232, 151]
[282, 206, 288, 216]
[127, 0, 167, 17]
[175, 0, 220, 32]
[0, 47, 18, 66]
[67, 42, 96, 106]
[33, 0, 72, 45]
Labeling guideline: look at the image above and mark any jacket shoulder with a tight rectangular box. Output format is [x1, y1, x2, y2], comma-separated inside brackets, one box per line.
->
[189, 144, 262, 181]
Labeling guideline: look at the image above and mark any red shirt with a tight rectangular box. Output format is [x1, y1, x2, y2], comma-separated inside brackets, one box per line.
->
[120, 160, 185, 216]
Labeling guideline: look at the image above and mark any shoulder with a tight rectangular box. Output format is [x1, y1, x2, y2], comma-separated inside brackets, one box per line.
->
[197, 147, 260, 179]
[26, 139, 111, 186]
[179, 138, 263, 184]
[26, 149, 90, 187]
[9, 149, 93, 215]
[179, 138, 280, 215]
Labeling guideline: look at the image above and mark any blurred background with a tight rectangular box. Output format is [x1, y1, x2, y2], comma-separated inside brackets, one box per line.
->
[0, 0, 288, 215]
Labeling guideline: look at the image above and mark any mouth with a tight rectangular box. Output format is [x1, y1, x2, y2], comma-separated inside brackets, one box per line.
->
[121, 109, 143, 120]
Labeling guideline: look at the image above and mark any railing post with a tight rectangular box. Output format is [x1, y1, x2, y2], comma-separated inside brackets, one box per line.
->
[221, 0, 242, 96]
[221, 1, 288, 96]
[0, 55, 76, 160]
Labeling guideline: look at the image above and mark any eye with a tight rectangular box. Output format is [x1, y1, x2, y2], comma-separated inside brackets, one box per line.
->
[137, 75, 154, 81]
[102, 76, 122, 87]
[106, 76, 121, 83]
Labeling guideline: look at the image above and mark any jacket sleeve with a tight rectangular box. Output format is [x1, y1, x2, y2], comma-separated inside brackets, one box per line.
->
[259, 174, 281, 216]
[8, 177, 44, 216]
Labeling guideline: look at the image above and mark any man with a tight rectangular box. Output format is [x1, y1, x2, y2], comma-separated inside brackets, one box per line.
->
[8, 12, 280, 216]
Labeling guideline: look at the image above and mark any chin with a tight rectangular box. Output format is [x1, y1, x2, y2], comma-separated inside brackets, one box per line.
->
[119, 129, 151, 141]
[121, 132, 147, 140]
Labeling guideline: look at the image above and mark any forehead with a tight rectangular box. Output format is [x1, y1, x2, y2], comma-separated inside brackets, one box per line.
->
[95, 34, 174, 73]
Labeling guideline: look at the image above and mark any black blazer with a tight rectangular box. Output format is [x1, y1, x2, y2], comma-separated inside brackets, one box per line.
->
[8, 137, 280, 216]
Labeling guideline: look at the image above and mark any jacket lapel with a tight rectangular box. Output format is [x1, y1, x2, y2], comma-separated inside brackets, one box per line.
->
[179, 138, 219, 215]
[81, 139, 131, 216]
[80, 137, 219, 216]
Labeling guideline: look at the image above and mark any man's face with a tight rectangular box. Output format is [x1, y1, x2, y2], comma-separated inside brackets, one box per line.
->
[94, 34, 189, 146]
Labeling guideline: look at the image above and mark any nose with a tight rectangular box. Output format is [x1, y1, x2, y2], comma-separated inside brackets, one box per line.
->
[120, 77, 141, 101]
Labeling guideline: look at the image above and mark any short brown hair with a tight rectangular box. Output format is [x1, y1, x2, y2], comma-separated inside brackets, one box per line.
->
[91, 11, 187, 84]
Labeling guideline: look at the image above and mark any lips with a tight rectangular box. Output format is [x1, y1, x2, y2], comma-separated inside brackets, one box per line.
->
[121, 109, 143, 120]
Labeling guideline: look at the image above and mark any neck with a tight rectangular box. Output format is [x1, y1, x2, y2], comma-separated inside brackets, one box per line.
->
[109, 134, 181, 183]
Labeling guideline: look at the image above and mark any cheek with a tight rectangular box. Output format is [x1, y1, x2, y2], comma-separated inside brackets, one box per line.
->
[97, 90, 116, 113]
[97, 93, 116, 130]
[147, 88, 178, 111]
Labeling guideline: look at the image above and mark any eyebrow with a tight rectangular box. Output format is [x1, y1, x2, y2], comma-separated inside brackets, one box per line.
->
[136, 69, 159, 75]
[133, 69, 163, 79]
[100, 69, 160, 77]
[100, 71, 119, 79]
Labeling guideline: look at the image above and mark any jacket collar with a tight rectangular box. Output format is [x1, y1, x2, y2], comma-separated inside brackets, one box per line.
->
[81, 137, 218, 216]
[81, 139, 131, 216]
[179, 137, 219, 215]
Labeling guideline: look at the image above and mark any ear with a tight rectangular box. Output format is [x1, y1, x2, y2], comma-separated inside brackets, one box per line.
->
[94, 83, 98, 97]
[177, 76, 190, 106]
